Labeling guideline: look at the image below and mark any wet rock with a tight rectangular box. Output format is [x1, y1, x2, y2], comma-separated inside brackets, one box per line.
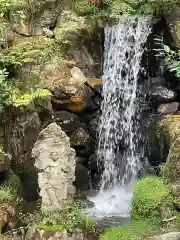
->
[75, 163, 91, 192]
[158, 102, 179, 115]
[32, 123, 76, 210]
[89, 154, 98, 172]
[0, 151, 11, 172]
[55, 111, 84, 134]
[150, 86, 176, 103]
[70, 128, 91, 147]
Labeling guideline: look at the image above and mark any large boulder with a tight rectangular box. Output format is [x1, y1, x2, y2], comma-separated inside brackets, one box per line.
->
[32, 123, 76, 210]
[10, 0, 63, 36]
[157, 115, 180, 183]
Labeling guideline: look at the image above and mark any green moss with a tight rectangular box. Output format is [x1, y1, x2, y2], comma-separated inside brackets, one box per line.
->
[38, 225, 66, 231]
[131, 176, 170, 220]
[100, 218, 161, 240]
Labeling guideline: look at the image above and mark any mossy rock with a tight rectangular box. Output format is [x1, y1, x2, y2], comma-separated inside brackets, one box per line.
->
[157, 115, 180, 183]
[5, 169, 22, 197]
[131, 176, 170, 220]
[100, 219, 161, 240]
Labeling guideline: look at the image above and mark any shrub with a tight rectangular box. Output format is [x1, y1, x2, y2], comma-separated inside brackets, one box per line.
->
[100, 218, 161, 240]
[0, 185, 14, 204]
[22, 204, 96, 235]
[131, 176, 170, 220]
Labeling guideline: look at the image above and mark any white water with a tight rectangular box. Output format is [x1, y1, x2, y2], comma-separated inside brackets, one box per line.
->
[87, 16, 152, 219]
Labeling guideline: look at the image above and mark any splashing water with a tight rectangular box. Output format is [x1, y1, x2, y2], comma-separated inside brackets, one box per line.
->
[87, 16, 152, 219]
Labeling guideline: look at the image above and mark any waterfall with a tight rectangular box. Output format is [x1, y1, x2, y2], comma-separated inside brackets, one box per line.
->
[87, 16, 152, 219]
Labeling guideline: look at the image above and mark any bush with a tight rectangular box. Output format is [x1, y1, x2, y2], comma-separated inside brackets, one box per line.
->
[0, 185, 14, 204]
[131, 176, 170, 220]
[100, 218, 161, 240]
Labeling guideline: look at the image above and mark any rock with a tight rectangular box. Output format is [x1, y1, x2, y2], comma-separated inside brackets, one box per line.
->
[160, 201, 174, 221]
[32, 123, 76, 210]
[157, 115, 180, 183]
[148, 232, 180, 240]
[0, 204, 17, 234]
[75, 163, 91, 192]
[26, 228, 88, 240]
[164, 7, 180, 49]
[4, 107, 41, 166]
[54, 11, 89, 44]
[70, 128, 91, 147]
[0, 151, 11, 172]
[150, 86, 176, 103]
[89, 154, 98, 172]
[54, 10, 102, 77]
[11, 0, 63, 36]
[55, 111, 84, 134]
[158, 102, 179, 115]
[171, 184, 180, 197]
[42, 28, 54, 38]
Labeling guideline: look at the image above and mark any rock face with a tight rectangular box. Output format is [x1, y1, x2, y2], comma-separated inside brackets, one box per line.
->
[157, 115, 180, 183]
[32, 123, 76, 210]
[165, 7, 180, 49]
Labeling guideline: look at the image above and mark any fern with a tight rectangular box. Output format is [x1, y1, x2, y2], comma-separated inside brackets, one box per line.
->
[12, 89, 52, 107]
[154, 38, 180, 78]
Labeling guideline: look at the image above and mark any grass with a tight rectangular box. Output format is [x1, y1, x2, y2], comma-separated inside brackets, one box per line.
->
[100, 218, 161, 240]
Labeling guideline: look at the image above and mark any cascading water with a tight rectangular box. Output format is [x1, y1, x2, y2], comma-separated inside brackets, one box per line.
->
[87, 16, 152, 219]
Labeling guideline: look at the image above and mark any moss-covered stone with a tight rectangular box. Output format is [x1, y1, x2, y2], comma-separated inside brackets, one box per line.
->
[131, 176, 170, 220]
[100, 219, 161, 240]
[157, 115, 180, 183]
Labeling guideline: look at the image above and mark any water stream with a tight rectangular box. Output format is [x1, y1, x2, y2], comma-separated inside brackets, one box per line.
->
[87, 16, 152, 220]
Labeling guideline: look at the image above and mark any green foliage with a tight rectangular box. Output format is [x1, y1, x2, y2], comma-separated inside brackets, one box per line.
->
[0, 68, 14, 107]
[100, 218, 161, 240]
[23, 204, 96, 234]
[154, 37, 180, 78]
[0, 185, 14, 204]
[0, 36, 54, 67]
[74, 0, 180, 18]
[131, 176, 170, 220]
[12, 89, 52, 107]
